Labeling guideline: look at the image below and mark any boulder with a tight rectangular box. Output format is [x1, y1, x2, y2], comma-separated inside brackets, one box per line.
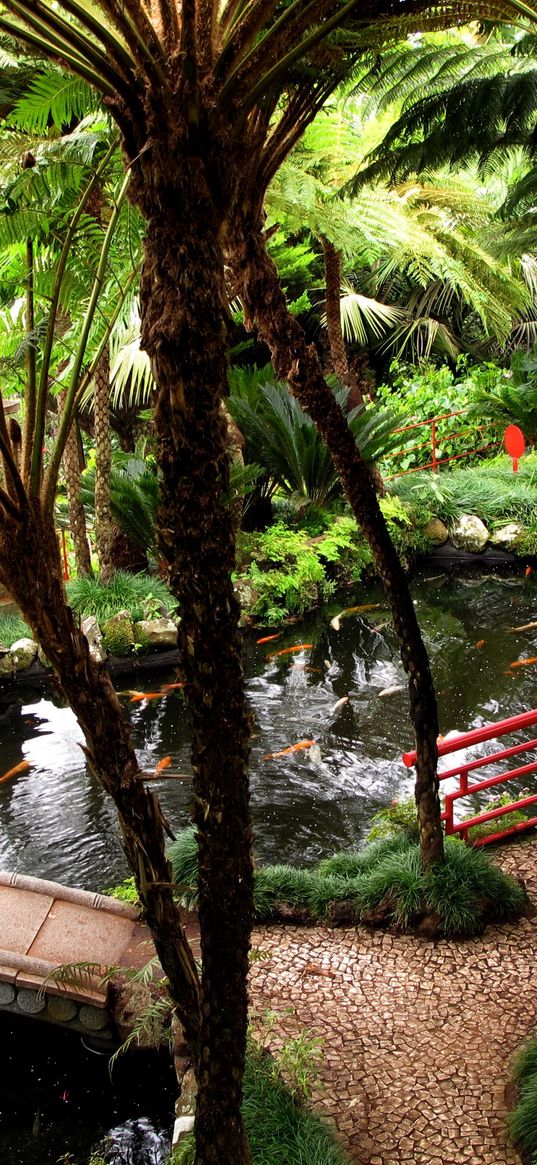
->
[82, 615, 106, 663]
[422, 517, 449, 547]
[134, 618, 178, 649]
[489, 523, 524, 551]
[9, 638, 38, 672]
[450, 514, 489, 553]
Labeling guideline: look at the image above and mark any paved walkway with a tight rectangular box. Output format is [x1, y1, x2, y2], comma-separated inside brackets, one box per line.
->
[248, 837, 537, 1165]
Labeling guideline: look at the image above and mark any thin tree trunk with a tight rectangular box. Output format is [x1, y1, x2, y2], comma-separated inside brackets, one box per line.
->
[134, 169, 253, 1163]
[60, 392, 93, 577]
[229, 221, 443, 869]
[93, 349, 115, 583]
[0, 498, 201, 1047]
[321, 236, 385, 495]
[321, 234, 365, 412]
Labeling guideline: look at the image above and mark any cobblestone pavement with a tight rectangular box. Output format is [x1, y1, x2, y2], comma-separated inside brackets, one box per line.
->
[248, 837, 537, 1165]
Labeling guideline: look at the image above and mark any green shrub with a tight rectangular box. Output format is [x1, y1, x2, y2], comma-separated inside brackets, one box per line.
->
[466, 793, 529, 843]
[104, 876, 138, 904]
[510, 1034, 537, 1162]
[366, 799, 420, 844]
[167, 827, 525, 937]
[101, 612, 135, 657]
[67, 571, 174, 624]
[171, 1041, 351, 1165]
[0, 613, 31, 647]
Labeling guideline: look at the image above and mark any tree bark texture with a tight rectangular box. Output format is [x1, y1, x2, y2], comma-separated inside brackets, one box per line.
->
[130, 143, 253, 1164]
[321, 235, 365, 412]
[60, 392, 93, 577]
[228, 221, 443, 869]
[93, 349, 116, 583]
[0, 500, 201, 1047]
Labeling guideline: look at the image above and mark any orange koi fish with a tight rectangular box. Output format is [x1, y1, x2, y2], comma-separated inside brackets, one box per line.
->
[267, 644, 313, 658]
[0, 759, 30, 784]
[130, 691, 167, 702]
[154, 756, 172, 773]
[262, 739, 316, 761]
[160, 682, 186, 691]
[510, 657, 537, 669]
[256, 634, 281, 645]
[291, 664, 322, 673]
[476, 640, 486, 650]
[525, 566, 534, 577]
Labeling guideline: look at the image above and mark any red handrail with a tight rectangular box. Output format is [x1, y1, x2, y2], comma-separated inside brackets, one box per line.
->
[383, 408, 501, 478]
[403, 708, 537, 847]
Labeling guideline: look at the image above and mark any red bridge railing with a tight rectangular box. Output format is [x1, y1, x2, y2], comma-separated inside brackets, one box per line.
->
[384, 409, 500, 478]
[403, 708, 537, 846]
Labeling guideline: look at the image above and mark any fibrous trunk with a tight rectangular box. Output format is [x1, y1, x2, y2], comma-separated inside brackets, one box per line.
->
[321, 235, 365, 412]
[93, 349, 116, 583]
[135, 165, 253, 1163]
[0, 499, 201, 1046]
[60, 393, 92, 577]
[229, 221, 443, 869]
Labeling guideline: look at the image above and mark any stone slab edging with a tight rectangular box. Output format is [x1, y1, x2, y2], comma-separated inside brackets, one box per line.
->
[0, 870, 138, 918]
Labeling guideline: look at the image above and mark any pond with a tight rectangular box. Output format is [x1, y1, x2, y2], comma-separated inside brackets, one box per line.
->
[1, 568, 536, 891]
[0, 1012, 176, 1165]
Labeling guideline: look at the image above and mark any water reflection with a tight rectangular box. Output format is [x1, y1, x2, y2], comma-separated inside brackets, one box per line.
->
[1, 570, 537, 889]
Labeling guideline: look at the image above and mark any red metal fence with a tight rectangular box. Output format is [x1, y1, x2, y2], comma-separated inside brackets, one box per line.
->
[385, 409, 500, 478]
[403, 708, 537, 846]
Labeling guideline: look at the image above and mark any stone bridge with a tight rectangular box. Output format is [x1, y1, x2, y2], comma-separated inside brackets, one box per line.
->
[0, 871, 153, 1046]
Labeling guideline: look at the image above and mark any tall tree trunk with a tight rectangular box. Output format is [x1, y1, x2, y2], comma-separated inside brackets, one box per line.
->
[60, 392, 93, 577]
[228, 220, 443, 870]
[321, 235, 365, 412]
[93, 349, 116, 583]
[0, 498, 201, 1047]
[132, 154, 253, 1164]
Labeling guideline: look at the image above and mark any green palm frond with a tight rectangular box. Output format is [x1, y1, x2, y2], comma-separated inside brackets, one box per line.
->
[7, 65, 98, 132]
[326, 285, 405, 345]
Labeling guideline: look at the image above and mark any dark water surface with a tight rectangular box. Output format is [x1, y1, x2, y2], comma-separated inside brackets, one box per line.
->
[0, 1013, 175, 1164]
[1, 569, 537, 890]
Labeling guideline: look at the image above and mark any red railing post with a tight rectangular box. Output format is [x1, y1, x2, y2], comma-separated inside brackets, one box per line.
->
[431, 417, 438, 471]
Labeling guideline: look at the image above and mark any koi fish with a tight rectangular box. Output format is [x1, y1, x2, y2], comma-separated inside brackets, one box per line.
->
[267, 644, 313, 658]
[291, 664, 322, 673]
[508, 621, 537, 633]
[0, 759, 30, 784]
[476, 640, 486, 650]
[160, 682, 186, 691]
[256, 634, 281, 645]
[525, 566, 534, 577]
[331, 603, 383, 630]
[330, 696, 349, 714]
[510, 657, 537, 669]
[130, 691, 167, 702]
[154, 756, 172, 773]
[378, 684, 405, 698]
[262, 739, 316, 761]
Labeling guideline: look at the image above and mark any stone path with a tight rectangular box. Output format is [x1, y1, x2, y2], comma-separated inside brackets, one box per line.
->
[248, 837, 537, 1165]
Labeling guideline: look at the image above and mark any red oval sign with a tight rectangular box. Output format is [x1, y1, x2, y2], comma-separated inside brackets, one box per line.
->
[504, 424, 525, 459]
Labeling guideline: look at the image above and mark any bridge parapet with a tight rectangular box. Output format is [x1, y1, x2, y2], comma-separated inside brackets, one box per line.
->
[0, 870, 151, 1044]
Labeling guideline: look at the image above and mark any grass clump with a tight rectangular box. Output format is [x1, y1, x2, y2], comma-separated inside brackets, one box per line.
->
[510, 1036, 537, 1162]
[0, 613, 31, 647]
[171, 1041, 351, 1165]
[104, 876, 138, 904]
[66, 571, 174, 624]
[167, 825, 526, 937]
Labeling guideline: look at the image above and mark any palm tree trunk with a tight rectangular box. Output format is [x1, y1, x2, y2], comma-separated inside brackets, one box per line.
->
[93, 349, 116, 583]
[0, 497, 201, 1048]
[228, 221, 443, 869]
[60, 391, 93, 577]
[134, 175, 253, 1163]
[321, 235, 365, 412]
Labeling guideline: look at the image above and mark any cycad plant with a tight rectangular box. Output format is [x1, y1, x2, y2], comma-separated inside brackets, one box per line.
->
[230, 366, 403, 512]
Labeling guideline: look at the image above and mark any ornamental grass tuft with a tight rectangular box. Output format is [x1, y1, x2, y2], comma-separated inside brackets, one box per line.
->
[510, 1036, 537, 1163]
[167, 826, 526, 937]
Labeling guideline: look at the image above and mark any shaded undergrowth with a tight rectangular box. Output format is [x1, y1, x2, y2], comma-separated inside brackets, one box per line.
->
[170, 1041, 351, 1165]
[167, 828, 527, 939]
[510, 1036, 537, 1164]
